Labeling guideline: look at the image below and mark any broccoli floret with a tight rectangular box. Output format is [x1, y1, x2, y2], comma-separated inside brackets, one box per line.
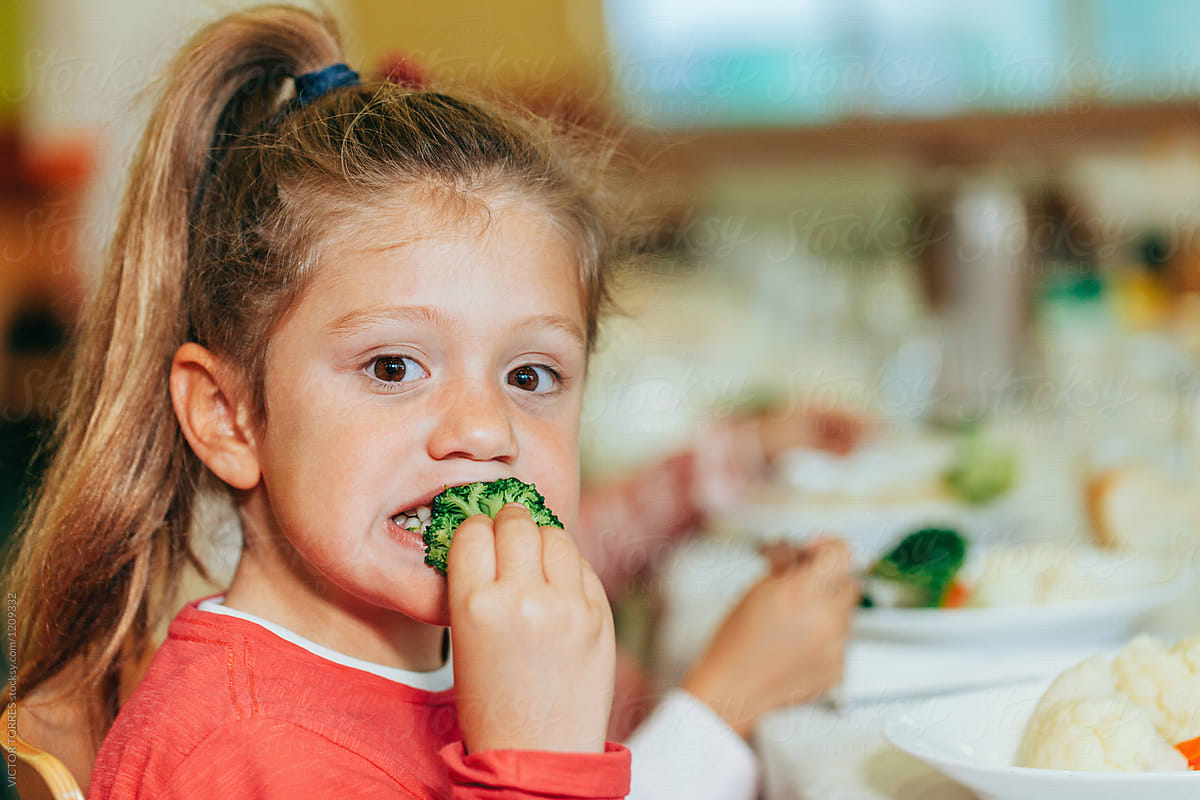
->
[422, 477, 564, 574]
[862, 527, 968, 608]
[944, 435, 1017, 505]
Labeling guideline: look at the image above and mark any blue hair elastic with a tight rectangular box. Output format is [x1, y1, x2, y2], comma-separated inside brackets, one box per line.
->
[292, 63, 360, 107]
[194, 63, 361, 217]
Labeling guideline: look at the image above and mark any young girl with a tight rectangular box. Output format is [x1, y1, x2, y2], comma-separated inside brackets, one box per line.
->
[7, 5, 631, 797]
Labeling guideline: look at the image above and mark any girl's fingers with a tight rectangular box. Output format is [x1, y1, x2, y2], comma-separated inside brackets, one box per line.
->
[540, 525, 583, 589]
[447, 513, 497, 587]
[839, 572, 863, 609]
[580, 565, 612, 624]
[763, 536, 849, 576]
[810, 538, 853, 574]
[493, 503, 545, 582]
[759, 541, 799, 572]
[761, 534, 846, 575]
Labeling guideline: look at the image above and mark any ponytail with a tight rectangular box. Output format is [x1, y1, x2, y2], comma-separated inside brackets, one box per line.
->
[4, 5, 344, 741]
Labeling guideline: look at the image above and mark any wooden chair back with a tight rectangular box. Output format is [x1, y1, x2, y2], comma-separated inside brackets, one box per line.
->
[2, 703, 86, 800]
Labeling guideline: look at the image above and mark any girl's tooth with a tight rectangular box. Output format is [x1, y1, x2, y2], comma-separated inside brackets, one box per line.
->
[393, 506, 432, 532]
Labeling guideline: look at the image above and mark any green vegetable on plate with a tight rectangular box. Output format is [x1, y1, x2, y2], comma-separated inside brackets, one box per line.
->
[944, 436, 1017, 505]
[860, 527, 969, 609]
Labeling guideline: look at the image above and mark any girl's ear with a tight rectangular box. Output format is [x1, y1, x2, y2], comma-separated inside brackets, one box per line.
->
[170, 343, 261, 490]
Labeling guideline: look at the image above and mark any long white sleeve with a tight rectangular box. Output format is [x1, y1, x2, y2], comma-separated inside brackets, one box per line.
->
[625, 688, 760, 800]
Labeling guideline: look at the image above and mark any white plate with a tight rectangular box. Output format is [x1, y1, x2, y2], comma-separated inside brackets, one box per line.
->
[884, 680, 1200, 800]
[855, 554, 1192, 643]
[775, 435, 956, 497]
[710, 487, 1024, 558]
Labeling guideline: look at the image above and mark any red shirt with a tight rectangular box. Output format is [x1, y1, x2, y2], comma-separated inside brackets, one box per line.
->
[88, 597, 630, 799]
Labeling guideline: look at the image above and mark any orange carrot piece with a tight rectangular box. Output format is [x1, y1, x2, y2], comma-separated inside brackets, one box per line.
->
[1176, 735, 1200, 770]
[942, 580, 971, 609]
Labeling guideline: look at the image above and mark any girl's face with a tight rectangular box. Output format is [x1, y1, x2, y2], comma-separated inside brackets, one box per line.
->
[249, 198, 589, 627]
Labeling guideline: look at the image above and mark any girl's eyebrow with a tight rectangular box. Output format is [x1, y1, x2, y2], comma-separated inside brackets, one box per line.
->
[325, 304, 449, 336]
[325, 304, 586, 348]
[514, 314, 587, 349]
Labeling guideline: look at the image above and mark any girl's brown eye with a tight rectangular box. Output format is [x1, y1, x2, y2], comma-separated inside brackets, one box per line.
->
[373, 356, 416, 382]
[507, 365, 557, 393]
[508, 366, 538, 390]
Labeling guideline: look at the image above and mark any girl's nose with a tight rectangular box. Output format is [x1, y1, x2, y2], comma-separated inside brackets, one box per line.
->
[427, 380, 518, 464]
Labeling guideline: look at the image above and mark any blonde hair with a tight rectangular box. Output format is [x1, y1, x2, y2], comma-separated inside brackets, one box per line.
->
[4, 3, 621, 744]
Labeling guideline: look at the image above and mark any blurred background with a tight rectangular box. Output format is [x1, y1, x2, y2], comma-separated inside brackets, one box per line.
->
[6, 1, 1200, 795]
[6, 0, 1200, 481]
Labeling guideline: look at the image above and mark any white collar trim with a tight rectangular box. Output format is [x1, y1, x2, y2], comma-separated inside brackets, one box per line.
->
[196, 595, 453, 692]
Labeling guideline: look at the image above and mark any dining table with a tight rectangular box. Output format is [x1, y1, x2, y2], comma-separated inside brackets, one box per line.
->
[648, 418, 1200, 800]
[750, 589, 1199, 800]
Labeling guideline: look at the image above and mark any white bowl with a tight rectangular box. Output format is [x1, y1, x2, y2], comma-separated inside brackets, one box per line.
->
[884, 680, 1200, 800]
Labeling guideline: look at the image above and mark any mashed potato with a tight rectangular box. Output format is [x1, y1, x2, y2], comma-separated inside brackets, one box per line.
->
[969, 543, 1103, 607]
[969, 543, 1165, 607]
[1017, 636, 1200, 772]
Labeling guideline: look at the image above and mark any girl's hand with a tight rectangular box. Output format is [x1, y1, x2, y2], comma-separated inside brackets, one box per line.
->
[680, 538, 859, 737]
[757, 403, 876, 460]
[447, 502, 615, 754]
[692, 405, 877, 515]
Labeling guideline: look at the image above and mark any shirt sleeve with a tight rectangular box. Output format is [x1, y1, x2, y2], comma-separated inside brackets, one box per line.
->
[624, 689, 760, 800]
[160, 719, 414, 800]
[439, 741, 631, 800]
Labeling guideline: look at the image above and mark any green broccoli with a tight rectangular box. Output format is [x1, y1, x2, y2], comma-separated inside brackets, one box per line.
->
[944, 435, 1017, 505]
[422, 477, 564, 574]
[861, 527, 968, 608]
